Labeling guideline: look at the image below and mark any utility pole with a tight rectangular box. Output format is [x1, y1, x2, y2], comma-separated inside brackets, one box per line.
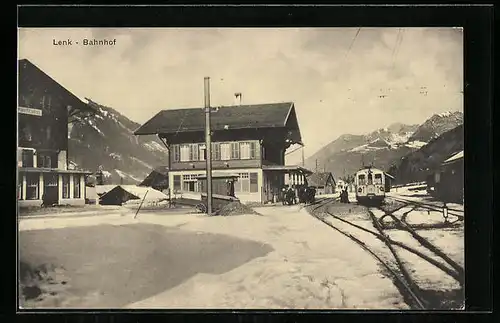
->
[204, 77, 213, 215]
[315, 159, 318, 173]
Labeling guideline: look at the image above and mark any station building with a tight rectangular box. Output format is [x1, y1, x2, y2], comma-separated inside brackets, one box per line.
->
[17, 59, 94, 207]
[134, 102, 312, 204]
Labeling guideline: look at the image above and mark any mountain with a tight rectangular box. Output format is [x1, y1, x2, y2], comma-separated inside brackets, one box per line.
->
[68, 99, 169, 185]
[305, 111, 463, 180]
[408, 111, 463, 142]
[387, 124, 464, 184]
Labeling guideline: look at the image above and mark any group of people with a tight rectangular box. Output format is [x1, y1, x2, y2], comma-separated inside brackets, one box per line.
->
[339, 187, 350, 203]
[281, 185, 316, 205]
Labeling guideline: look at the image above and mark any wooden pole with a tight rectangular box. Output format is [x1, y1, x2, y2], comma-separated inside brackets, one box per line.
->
[204, 77, 213, 215]
[134, 190, 149, 219]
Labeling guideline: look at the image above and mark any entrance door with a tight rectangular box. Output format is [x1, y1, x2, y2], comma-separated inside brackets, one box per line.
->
[44, 173, 59, 204]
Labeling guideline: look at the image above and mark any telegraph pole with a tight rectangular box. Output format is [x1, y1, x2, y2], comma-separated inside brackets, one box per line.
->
[204, 77, 213, 215]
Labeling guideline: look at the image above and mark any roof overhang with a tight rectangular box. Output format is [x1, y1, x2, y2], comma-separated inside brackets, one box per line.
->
[18, 167, 92, 175]
[197, 172, 240, 180]
[262, 165, 313, 175]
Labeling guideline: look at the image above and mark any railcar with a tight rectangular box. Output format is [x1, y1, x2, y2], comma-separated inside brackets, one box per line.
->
[354, 166, 387, 205]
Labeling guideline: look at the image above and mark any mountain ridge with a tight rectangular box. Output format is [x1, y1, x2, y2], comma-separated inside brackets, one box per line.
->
[305, 111, 463, 180]
[68, 99, 169, 185]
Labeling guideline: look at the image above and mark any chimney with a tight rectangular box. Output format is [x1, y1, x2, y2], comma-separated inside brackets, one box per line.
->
[234, 93, 242, 106]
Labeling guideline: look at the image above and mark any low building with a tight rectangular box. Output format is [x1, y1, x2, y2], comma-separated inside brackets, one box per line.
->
[134, 102, 312, 204]
[138, 166, 169, 193]
[99, 185, 168, 206]
[17, 59, 94, 207]
[428, 150, 464, 203]
[307, 172, 336, 195]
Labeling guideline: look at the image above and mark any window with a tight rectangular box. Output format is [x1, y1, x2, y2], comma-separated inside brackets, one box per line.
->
[199, 144, 206, 161]
[250, 172, 258, 192]
[189, 144, 199, 161]
[73, 175, 81, 198]
[22, 150, 34, 168]
[231, 142, 240, 159]
[235, 173, 250, 193]
[211, 143, 221, 160]
[250, 142, 257, 159]
[220, 143, 231, 160]
[182, 174, 202, 192]
[374, 174, 383, 185]
[180, 145, 190, 162]
[37, 152, 56, 168]
[358, 175, 366, 185]
[173, 175, 181, 191]
[26, 173, 39, 200]
[240, 142, 251, 159]
[62, 174, 70, 198]
[40, 95, 52, 114]
[22, 126, 32, 142]
[172, 145, 180, 162]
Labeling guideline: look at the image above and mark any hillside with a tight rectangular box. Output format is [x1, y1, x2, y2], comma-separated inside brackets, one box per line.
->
[305, 111, 463, 180]
[387, 124, 464, 184]
[68, 99, 169, 184]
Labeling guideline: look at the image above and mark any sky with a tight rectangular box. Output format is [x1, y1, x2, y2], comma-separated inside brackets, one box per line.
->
[18, 27, 463, 162]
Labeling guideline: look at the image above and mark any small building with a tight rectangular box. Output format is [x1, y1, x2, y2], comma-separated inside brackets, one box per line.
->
[17, 59, 95, 207]
[307, 172, 336, 195]
[99, 185, 168, 206]
[138, 166, 169, 193]
[384, 172, 395, 192]
[134, 102, 312, 204]
[438, 150, 464, 203]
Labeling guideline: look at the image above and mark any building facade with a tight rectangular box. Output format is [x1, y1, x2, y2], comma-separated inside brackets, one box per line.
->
[134, 102, 311, 203]
[307, 172, 336, 195]
[17, 59, 93, 207]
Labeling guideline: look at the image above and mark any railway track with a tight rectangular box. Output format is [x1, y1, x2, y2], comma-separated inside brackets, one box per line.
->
[386, 195, 464, 220]
[306, 197, 464, 309]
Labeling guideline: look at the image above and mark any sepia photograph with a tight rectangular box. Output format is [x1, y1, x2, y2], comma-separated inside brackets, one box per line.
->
[18, 27, 464, 310]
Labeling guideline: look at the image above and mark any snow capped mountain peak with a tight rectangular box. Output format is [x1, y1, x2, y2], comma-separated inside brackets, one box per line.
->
[437, 111, 453, 117]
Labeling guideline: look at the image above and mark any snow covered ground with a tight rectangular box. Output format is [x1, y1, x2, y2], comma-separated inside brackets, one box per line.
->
[19, 205, 407, 309]
[387, 185, 464, 212]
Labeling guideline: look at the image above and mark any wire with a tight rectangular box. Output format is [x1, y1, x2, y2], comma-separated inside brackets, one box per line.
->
[173, 109, 189, 137]
[344, 27, 362, 60]
[391, 28, 405, 70]
[285, 145, 303, 156]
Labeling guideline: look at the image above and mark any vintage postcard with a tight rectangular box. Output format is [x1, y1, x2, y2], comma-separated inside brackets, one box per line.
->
[18, 27, 464, 310]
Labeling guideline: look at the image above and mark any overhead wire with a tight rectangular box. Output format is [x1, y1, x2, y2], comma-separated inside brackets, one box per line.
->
[285, 145, 303, 156]
[391, 28, 405, 70]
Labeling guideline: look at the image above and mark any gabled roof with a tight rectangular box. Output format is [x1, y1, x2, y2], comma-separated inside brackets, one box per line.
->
[100, 185, 168, 201]
[306, 172, 335, 187]
[138, 166, 169, 187]
[134, 102, 298, 136]
[18, 59, 97, 115]
[442, 150, 464, 165]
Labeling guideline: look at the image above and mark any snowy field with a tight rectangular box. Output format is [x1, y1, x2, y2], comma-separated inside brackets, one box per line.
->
[19, 205, 407, 309]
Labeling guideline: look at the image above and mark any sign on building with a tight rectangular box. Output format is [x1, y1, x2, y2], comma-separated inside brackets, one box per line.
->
[18, 107, 43, 116]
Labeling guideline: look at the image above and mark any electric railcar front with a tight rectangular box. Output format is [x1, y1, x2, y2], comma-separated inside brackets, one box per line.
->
[355, 167, 386, 205]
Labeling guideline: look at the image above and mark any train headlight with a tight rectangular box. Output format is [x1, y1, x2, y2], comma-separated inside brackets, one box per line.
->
[358, 188, 362, 193]
[380, 187, 384, 192]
